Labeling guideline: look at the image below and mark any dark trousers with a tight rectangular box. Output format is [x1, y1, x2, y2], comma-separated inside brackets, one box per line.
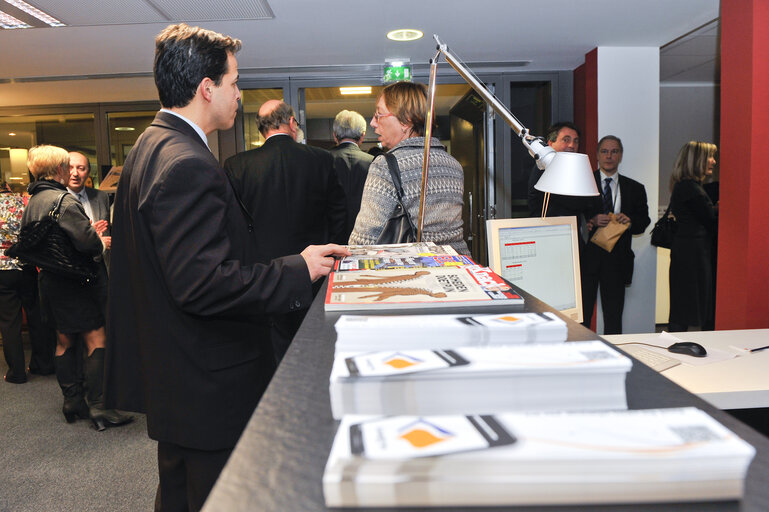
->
[581, 254, 626, 335]
[156, 442, 232, 512]
[0, 268, 55, 378]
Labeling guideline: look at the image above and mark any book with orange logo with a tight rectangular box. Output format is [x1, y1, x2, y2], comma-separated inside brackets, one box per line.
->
[324, 408, 756, 507]
[329, 341, 630, 418]
[334, 312, 566, 352]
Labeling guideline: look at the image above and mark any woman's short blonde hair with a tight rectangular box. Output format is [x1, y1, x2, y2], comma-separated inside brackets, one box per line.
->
[670, 141, 717, 190]
[27, 145, 70, 180]
[380, 81, 430, 137]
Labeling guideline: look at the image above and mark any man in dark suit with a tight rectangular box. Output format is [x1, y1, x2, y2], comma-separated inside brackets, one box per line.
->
[68, 151, 111, 267]
[224, 100, 347, 361]
[104, 24, 347, 511]
[328, 109, 374, 240]
[581, 135, 650, 334]
[527, 121, 583, 218]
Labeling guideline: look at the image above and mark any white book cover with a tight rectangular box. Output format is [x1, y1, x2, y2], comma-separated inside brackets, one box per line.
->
[325, 266, 523, 311]
[334, 311, 567, 350]
[324, 407, 756, 507]
[329, 341, 631, 417]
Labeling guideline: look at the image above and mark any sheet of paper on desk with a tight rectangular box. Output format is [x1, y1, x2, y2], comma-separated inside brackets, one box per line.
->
[631, 332, 737, 367]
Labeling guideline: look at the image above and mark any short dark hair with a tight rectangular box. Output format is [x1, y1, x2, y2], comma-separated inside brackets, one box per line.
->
[154, 23, 241, 109]
[546, 121, 581, 143]
[257, 102, 295, 136]
[597, 135, 623, 153]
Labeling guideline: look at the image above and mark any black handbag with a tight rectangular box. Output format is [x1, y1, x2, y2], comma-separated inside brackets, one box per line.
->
[375, 152, 417, 244]
[5, 193, 99, 281]
[650, 205, 676, 249]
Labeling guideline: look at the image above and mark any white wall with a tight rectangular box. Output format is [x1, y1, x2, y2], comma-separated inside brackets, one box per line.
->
[0, 77, 158, 107]
[595, 47, 659, 334]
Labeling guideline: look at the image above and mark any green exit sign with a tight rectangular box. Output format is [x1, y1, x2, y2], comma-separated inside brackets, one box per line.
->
[383, 64, 412, 83]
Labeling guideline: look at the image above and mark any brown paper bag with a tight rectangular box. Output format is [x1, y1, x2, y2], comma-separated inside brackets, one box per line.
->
[590, 213, 630, 252]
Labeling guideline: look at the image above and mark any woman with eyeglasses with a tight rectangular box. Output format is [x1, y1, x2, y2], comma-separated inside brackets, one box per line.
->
[667, 141, 717, 332]
[348, 81, 469, 255]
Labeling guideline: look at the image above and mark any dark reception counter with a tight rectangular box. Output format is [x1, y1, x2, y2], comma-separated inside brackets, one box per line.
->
[203, 281, 769, 512]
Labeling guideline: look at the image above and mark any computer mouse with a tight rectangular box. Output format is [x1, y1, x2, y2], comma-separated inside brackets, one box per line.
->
[667, 342, 707, 358]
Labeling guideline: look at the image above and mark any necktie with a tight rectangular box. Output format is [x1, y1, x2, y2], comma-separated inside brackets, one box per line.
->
[78, 191, 94, 222]
[602, 177, 613, 214]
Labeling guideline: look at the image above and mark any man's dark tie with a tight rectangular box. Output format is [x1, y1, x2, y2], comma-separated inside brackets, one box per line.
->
[602, 177, 613, 214]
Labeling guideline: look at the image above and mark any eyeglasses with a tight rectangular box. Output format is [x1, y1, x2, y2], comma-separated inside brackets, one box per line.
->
[599, 149, 622, 155]
[372, 111, 395, 122]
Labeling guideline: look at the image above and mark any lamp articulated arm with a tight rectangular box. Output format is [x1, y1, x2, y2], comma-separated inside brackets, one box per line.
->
[431, 35, 555, 170]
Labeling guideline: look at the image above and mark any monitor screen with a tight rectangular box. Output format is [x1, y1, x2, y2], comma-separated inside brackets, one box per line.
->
[486, 216, 583, 322]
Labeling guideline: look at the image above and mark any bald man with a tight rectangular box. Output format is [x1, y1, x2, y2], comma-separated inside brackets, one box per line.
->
[224, 100, 346, 361]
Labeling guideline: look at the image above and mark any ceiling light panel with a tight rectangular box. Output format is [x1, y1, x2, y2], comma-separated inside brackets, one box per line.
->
[4, 0, 64, 26]
[0, 9, 31, 28]
[28, 0, 169, 25]
[153, 0, 274, 21]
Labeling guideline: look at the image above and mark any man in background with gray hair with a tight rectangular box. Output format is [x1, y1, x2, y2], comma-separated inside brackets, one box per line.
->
[329, 109, 374, 240]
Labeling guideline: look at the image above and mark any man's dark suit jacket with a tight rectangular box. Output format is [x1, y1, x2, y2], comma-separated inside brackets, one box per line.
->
[223, 134, 346, 356]
[83, 187, 110, 232]
[329, 141, 374, 240]
[224, 134, 347, 259]
[584, 171, 650, 285]
[104, 112, 312, 451]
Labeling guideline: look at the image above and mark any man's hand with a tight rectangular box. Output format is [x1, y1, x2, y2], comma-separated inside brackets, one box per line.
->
[92, 219, 109, 236]
[591, 214, 611, 228]
[615, 213, 631, 224]
[100, 235, 112, 251]
[300, 244, 351, 282]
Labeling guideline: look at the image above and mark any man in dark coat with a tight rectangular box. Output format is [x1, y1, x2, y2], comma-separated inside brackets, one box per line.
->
[328, 109, 374, 240]
[224, 100, 347, 361]
[581, 135, 650, 334]
[104, 24, 346, 511]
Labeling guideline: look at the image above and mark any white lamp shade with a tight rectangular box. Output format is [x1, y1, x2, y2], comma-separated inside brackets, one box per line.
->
[534, 152, 599, 196]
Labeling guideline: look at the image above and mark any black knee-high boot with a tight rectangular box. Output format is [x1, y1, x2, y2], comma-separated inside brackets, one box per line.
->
[84, 348, 133, 431]
[54, 348, 89, 423]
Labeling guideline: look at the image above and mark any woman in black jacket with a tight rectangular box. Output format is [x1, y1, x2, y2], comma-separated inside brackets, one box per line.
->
[22, 145, 131, 430]
[668, 141, 717, 332]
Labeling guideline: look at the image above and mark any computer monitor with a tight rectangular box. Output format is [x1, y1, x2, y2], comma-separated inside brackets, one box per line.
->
[486, 216, 583, 322]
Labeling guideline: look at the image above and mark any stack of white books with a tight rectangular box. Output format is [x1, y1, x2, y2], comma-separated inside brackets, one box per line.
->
[323, 407, 756, 507]
[334, 312, 567, 352]
[330, 341, 632, 418]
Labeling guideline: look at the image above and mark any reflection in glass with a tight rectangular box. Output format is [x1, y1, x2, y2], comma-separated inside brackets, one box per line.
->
[107, 111, 156, 168]
[0, 113, 95, 191]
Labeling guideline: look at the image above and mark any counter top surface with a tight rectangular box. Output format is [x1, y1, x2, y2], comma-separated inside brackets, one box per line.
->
[203, 281, 769, 512]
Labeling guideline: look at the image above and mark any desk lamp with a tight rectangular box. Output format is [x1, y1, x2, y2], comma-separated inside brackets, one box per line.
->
[417, 35, 598, 232]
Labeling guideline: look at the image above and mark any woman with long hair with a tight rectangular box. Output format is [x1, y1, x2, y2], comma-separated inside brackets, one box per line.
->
[668, 141, 717, 331]
[22, 145, 132, 429]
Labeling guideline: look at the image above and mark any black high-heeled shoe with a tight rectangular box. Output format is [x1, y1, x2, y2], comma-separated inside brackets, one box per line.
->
[90, 408, 134, 431]
[62, 396, 90, 423]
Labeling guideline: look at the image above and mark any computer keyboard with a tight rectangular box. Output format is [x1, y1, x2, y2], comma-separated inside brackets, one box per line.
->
[621, 345, 681, 372]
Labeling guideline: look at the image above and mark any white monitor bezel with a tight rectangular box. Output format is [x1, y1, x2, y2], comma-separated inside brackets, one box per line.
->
[486, 216, 583, 323]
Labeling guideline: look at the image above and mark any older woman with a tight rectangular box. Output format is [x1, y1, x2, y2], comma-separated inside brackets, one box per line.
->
[668, 141, 717, 332]
[23, 145, 131, 429]
[349, 81, 469, 255]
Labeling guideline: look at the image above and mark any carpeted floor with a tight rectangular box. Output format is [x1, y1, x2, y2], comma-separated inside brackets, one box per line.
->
[0, 347, 157, 512]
